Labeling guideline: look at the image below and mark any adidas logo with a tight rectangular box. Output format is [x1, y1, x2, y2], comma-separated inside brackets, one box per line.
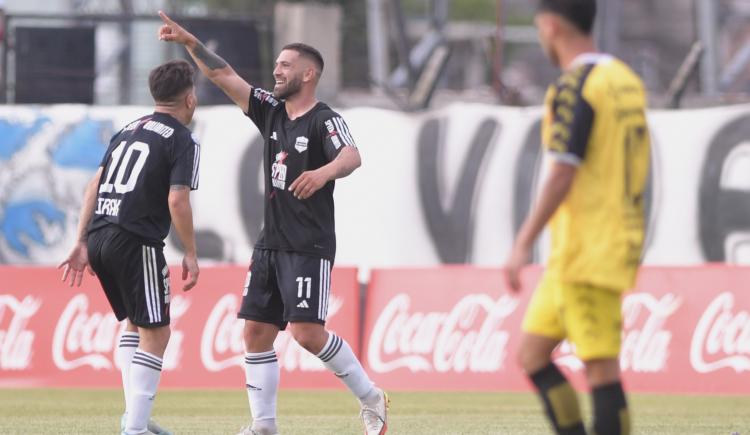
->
[296, 300, 310, 309]
[270, 131, 278, 140]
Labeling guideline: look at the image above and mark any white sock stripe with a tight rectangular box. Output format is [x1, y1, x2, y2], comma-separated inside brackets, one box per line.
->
[134, 350, 163, 365]
[131, 358, 162, 371]
[245, 357, 278, 365]
[119, 336, 139, 346]
[316, 333, 335, 358]
[319, 334, 342, 362]
[142, 246, 155, 323]
[121, 332, 140, 337]
[246, 350, 276, 357]
[245, 351, 278, 363]
[150, 247, 161, 322]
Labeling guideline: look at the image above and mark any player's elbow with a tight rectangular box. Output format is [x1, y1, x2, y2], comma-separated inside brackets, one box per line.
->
[348, 146, 362, 170]
[168, 188, 191, 211]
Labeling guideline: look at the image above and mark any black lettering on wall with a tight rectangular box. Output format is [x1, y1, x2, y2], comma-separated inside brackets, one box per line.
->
[418, 117, 498, 263]
[699, 114, 750, 262]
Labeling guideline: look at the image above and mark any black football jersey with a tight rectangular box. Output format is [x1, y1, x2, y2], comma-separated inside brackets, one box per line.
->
[89, 112, 200, 245]
[245, 88, 357, 261]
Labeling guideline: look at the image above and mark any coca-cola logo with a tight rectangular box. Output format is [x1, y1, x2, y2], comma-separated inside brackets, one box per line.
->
[367, 293, 519, 374]
[200, 293, 344, 372]
[0, 295, 41, 370]
[621, 292, 680, 372]
[53, 293, 188, 371]
[554, 293, 681, 373]
[691, 292, 750, 373]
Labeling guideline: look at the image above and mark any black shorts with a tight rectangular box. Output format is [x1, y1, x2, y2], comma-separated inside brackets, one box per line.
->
[87, 226, 170, 328]
[238, 248, 333, 330]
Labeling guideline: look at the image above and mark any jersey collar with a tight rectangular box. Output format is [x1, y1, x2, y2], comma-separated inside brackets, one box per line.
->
[570, 52, 614, 68]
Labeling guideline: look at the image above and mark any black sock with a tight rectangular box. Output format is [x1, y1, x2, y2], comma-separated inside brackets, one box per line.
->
[529, 363, 587, 435]
[592, 382, 630, 435]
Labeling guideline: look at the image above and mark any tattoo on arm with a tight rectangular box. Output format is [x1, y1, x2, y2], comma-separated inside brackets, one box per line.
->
[193, 42, 228, 70]
[170, 185, 190, 191]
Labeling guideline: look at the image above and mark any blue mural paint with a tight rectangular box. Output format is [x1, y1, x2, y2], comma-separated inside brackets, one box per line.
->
[0, 200, 65, 256]
[0, 117, 49, 160]
[52, 119, 112, 169]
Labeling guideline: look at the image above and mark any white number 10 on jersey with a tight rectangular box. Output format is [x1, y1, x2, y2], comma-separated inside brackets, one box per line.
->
[99, 140, 150, 194]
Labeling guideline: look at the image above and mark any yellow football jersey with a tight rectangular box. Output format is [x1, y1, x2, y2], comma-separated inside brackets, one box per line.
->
[542, 53, 650, 291]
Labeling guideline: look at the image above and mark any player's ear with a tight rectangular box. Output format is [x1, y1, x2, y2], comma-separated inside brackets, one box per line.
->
[185, 88, 197, 110]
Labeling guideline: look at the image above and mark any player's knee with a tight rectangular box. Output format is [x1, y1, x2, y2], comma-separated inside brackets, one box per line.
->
[138, 325, 171, 355]
[243, 321, 277, 351]
[518, 344, 550, 375]
[288, 323, 327, 354]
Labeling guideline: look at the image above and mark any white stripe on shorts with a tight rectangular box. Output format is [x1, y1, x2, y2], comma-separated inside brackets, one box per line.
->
[148, 247, 161, 323]
[142, 246, 155, 323]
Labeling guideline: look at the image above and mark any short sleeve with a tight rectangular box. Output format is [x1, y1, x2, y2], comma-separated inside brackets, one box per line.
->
[170, 131, 200, 190]
[99, 132, 122, 167]
[245, 87, 281, 134]
[547, 65, 595, 165]
[319, 113, 357, 162]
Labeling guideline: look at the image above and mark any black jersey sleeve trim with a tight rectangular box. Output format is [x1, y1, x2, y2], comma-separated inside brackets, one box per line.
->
[548, 64, 595, 161]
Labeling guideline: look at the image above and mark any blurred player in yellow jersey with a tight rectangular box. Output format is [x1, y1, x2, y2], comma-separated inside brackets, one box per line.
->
[504, 0, 649, 434]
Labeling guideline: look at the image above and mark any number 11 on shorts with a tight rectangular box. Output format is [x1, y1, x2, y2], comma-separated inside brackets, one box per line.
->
[296, 276, 312, 299]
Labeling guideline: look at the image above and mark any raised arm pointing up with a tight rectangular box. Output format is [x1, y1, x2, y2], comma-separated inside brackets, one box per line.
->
[158, 10, 252, 113]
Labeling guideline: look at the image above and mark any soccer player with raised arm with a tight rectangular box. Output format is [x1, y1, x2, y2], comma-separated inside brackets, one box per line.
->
[504, 1, 650, 434]
[157, 11, 388, 435]
[59, 60, 202, 435]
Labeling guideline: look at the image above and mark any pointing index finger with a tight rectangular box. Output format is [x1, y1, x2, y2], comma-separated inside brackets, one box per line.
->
[158, 10, 174, 24]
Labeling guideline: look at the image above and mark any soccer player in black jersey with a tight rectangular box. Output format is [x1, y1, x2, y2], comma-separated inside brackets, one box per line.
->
[59, 60, 201, 435]
[158, 11, 388, 435]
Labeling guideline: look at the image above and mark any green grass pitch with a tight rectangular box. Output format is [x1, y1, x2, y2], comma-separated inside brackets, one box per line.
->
[0, 389, 748, 434]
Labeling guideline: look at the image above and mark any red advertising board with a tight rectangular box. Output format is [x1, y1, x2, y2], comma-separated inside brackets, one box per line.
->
[362, 266, 750, 394]
[0, 266, 360, 389]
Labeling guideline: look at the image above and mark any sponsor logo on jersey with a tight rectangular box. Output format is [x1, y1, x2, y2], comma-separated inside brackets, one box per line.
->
[294, 136, 309, 153]
[253, 88, 279, 107]
[271, 151, 288, 190]
[324, 117, 355, 149]
[94, 198, 121, 217]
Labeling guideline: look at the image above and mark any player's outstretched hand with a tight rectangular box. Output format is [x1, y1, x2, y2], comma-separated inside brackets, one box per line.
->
[503, 242, 530, 293]
[157, 10, 194, 46]
[288, 168, 331, 200]
[58, 241, 95, 287]
[181, 254, 199, 291]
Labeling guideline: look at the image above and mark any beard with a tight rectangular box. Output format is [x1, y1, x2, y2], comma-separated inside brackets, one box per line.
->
[273, 75, 303, 100]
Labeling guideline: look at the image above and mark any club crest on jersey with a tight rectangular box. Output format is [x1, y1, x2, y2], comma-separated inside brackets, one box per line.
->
[294, 136, 309, 153]
[271, 151, 288, 190]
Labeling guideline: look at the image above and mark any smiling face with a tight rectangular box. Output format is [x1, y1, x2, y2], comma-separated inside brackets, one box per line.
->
[272, 49, 318, 100]
[272, 49, 304, 99]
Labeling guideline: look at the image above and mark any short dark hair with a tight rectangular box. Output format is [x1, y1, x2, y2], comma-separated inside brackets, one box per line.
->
[282, 42, 325, 75]
[149, 60, 195, 103]
[537, 0, 597, 35]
